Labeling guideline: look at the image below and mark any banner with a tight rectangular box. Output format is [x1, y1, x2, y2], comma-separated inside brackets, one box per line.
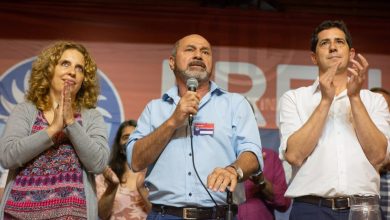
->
[1, 40, 389, 145]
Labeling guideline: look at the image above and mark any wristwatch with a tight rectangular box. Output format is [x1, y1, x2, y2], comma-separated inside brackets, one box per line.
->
[228, 164, 244, 182]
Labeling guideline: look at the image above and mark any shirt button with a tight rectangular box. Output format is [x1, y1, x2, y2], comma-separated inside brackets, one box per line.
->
[189, 193, 192, 196]
[189, 153, 192, 156]
[188, 172, 191, 176]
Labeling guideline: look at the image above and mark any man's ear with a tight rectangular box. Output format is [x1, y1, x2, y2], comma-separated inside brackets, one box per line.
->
[310, 52, 318, 65]
[349, 48, 356, 60]
[169, 56, 175, 70]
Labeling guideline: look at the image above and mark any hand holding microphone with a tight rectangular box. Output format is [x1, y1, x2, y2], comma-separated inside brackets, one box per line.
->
[168, 78, 200, 128]
[186, 78, 199, 126]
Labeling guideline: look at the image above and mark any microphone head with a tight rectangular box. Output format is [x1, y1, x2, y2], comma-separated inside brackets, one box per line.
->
[186, 78, 199, 92]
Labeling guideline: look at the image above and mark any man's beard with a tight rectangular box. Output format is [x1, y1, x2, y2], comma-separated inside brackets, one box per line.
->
[175, 66, 211, 83]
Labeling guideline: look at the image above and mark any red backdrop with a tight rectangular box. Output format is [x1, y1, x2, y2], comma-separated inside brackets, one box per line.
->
[0, 3, 389, 129]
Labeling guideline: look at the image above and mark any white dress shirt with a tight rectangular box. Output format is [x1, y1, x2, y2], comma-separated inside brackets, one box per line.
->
[279, 79, 390, 197]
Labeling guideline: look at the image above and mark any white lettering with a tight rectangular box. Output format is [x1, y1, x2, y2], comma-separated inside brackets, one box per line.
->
[215, 61, 266, 126]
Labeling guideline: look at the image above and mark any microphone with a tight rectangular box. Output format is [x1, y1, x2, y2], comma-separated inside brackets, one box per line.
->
[186, 78, 198, 126]
[226, 189, 233, 220]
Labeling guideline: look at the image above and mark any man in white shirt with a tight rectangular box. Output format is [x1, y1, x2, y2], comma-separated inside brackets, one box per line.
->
[278, 20, 390, 220]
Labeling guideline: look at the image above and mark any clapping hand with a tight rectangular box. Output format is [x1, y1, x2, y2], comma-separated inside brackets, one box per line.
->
[62, 81, 75, 126]
[347, 53, 368, 98]
[48, 81, 75, 134]
[319, 61, 341, 102]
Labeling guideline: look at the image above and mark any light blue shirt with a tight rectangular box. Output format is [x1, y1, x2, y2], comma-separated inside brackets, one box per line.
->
[127, 81, 263, 207]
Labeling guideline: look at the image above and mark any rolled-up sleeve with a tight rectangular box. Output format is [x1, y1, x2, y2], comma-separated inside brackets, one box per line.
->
[367, 93, 390, 154]
[278, 91, 302, 161]
[233, 96, 263, 172]
[126, 101, 152, 169]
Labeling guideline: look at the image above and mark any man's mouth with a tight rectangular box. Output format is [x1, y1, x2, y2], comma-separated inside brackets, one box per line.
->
[327, 54, 341, 59]
[189, 61, 206, 68]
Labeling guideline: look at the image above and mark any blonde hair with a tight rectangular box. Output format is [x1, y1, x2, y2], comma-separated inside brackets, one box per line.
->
[26, 41, 100, 111]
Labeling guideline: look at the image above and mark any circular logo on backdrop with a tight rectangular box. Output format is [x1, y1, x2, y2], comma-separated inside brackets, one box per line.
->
[0, 57, 124, 145]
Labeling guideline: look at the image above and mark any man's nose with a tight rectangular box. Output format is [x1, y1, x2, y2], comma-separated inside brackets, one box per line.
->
[329, 41, 337, 52]
[193, 50, 202, 59]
